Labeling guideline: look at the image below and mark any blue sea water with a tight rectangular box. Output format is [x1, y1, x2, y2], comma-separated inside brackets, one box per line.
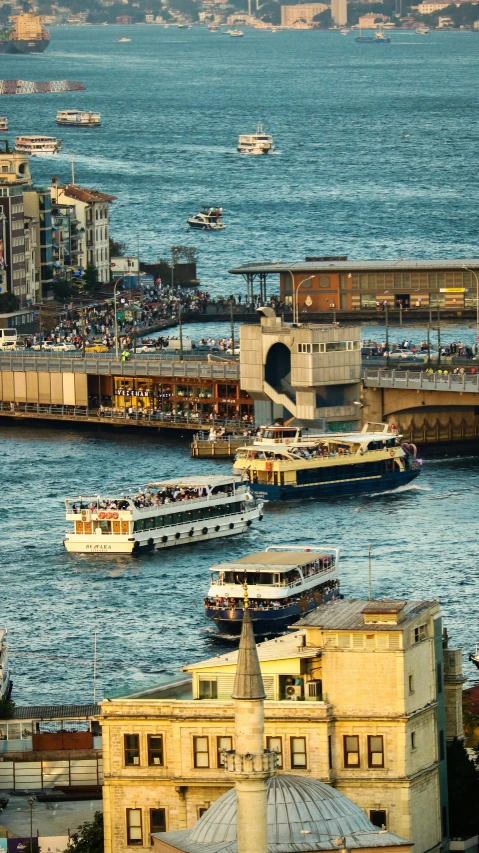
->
[4, 25, 479, 296]
[1, 27, 479, 705]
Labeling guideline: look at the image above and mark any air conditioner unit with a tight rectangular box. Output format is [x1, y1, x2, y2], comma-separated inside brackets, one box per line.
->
[81, 510, 91, 522]
[306, 681, 322, 701]
[285, 684, 303, 700]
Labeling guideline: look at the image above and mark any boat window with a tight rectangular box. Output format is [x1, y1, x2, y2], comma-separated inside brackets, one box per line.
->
[100, 520, 110, 532]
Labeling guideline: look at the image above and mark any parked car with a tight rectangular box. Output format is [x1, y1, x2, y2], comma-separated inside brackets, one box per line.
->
[85, 343, 109, 353]
[52, 342, 78, 352]
[138, 345, 157, 354]
[31, 340, 57, 351]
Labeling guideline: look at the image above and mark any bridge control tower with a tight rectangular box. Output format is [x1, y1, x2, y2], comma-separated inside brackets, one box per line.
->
[240, 307, 362, 430]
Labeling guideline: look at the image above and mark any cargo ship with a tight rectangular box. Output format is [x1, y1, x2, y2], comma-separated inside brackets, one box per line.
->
[0, 12, 50, 54]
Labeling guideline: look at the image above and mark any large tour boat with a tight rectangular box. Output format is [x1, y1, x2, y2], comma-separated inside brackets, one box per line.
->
[204, 545, 340, 636]
[64, 475, 263, 554]
[234, 422, 422, 501]
[56, 110, 101, 128]
[0, 629, 12, 699]
[237, 122, 274, 155]
[14, 135, 62, 156]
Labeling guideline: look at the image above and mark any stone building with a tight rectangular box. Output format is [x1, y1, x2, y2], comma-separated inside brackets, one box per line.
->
[0, 147, 31, 304]
[50, 181, 116, 283]
[100, 597, 463, 853]
[239, 307, 361, 429]
[280, 3, 328, 26]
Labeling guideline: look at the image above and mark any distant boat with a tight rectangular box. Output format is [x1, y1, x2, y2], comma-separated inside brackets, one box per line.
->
[355, 30, 391, 43]
[339, 28, 350, 34]
[15, 135, 62, 155]
[117, 37, 131, 42]
[416, 26, 429, 34]
[0, 117, 7, 132]
[230, 29, 244, 37]
[187, 206, 227, 231]
[57, 109, 101, 128]
[238, 121, 274, 155]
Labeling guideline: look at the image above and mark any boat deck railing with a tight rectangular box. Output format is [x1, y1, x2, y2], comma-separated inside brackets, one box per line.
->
[213, 565, 335, 591]
[67, 489, 242, 516]
[363, 367, 479, 393]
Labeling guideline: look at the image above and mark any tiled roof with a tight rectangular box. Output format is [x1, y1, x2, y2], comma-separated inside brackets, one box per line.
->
[13, 704, 100, 720]
[61, 184, 116, 204]
[296, 598, 435, 631]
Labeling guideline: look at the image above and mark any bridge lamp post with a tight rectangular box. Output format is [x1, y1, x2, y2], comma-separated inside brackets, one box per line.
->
[462, 265, 479, 340]
[382, 292, 390, 367]
[294, 276, 314, 325]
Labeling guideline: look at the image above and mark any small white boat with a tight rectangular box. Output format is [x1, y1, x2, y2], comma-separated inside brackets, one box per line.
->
[187, 206, 227, 231]
[469, 643, 479, 670]
[230, 29, 244, 36]
[339, 28, 350, 35]
[238, 121, 274, 155]
[56, 110, 101, 128]
[416, 26, 429, 34]
[0, 117, 7, 132]
[64, 475, 263, 554]
[14, 135, 62, 155]
[118, 37, 131, 42]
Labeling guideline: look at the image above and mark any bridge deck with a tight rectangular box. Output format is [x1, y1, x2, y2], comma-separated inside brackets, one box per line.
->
[363, 368, 479, 393]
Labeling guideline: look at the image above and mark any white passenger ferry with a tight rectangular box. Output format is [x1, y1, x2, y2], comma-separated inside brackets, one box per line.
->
[56, 110, 101, 127]
[64, 475, 263, 554]
[0, 629, 12, 700]
[14, 135, 62, 155]
[237, 122, 274, 155]
[205, 545, 340, 636]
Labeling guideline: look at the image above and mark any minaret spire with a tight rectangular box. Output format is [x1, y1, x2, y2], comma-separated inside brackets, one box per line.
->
[223, 603, 276, 853]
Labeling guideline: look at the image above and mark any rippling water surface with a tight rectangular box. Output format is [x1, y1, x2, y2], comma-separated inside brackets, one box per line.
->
[4, 25, 479, 293]
[1, 426, 478, 704]
[2, 27, 479, 703]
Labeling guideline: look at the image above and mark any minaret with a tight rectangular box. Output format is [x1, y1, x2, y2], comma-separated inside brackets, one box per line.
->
[222, 585, 276, 853]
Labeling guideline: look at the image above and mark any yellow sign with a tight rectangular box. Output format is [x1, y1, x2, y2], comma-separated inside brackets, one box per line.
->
[439, 288, 465, 293]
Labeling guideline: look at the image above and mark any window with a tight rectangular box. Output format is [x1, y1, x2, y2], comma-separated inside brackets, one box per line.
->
[367, 736, 384, 768]
[437, 662, 443, 693]
[124, 734, 140, 766]
[199, 679, 217, 699]
[370, 809, 387, 830]
[198, 805, 210, 818]
[411, 731, 416, 750]
[319, 275, 330, 288]
[126, 808, 142, 845]
[344, 735, 360, 767]
[328, 735, 333, 770]
[267, 736, 283, 769]
[193, 736, 209, 768]
[414, 624, 427, 643]
[408, 674, 414, 694]
[290, 737, 307, 768]
[148, 735, 164, 766]
[217, 736, 232, 767]
[150, 808, 166, 834]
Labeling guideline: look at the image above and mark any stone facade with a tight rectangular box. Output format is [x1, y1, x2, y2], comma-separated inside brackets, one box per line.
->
[101, 599, 463, 853]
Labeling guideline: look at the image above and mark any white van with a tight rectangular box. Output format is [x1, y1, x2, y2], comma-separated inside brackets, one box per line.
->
[0, 329, 17, 349]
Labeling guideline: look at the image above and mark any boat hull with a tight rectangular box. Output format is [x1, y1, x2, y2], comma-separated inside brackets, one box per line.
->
[10, 37, 49, 53]
[355, 36, 390, 43]
[64, 507, 262, 554]
[206, 586, 340, 636]
[249, 467, 420, 501]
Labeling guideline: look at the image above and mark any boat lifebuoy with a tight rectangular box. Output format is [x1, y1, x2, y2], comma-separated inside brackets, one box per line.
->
[389, 450, 395, 457]
[285, 439, 290, 445]
[111, 512, 119, 519]
[98, 511, 106, 519]
[106, 511, 113, 519]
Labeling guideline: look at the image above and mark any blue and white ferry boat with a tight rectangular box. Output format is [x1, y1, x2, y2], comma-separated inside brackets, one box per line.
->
[204, 545, 340, 637]
[234, 422, 421, 502]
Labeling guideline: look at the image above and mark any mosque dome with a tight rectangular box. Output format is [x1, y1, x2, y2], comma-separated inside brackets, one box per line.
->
[187, 774, 409, 850]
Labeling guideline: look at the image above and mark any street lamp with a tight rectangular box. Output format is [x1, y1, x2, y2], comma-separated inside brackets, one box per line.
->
[293, 276, 314, 325]
[382, 292, 390, 366]
[27, 796, 34, 852]
[462, 265, 479, 339]
[113, 276, 124, 360]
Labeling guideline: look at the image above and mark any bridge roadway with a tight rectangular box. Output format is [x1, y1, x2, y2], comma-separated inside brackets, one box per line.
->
[363, 367, 479, 393]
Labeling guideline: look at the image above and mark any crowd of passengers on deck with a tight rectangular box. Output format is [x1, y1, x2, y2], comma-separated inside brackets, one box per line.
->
[71, 484, 234, 513]
[204, 579, 339, 610]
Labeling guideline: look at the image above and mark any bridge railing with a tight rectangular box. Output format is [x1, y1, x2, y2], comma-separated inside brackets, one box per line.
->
[363, 368, 479, 392]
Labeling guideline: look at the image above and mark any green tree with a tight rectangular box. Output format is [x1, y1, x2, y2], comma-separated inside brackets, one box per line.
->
[0, 292, 19, 313]
[258, 1, 281, 23]
[109, 236, 127, 258]
[0, 4, 12, 24]
[82, 265, 99, 293]
[313, 8, 332, 26]
[447, 738, 479, 838]
[52, 279, 73, 302]
[0, 697, 14, 720]
[64, 811, 103, 853]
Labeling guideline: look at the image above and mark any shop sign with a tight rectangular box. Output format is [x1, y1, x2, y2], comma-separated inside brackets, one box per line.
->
[439, 288, 465, 293]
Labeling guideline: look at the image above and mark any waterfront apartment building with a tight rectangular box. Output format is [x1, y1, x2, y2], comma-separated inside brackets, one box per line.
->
[280, 3, 328, 26]
[0, 148, 31, 304]
[229, 257, 479, 313]
[23, 187, 54, 299]
[100, 597, 463, 853]
[51, 182, 116, 283]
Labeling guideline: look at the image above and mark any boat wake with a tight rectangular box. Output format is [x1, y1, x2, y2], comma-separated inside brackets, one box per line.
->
[366, 482, 432, 498]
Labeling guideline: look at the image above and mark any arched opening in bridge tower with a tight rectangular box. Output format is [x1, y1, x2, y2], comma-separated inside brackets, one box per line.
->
[265, 343, 294, 400]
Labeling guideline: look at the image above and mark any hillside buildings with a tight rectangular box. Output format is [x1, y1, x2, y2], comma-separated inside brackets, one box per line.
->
[331, 0, 348, 25]
[281, 3, 328, 26]
[100, 596, 463, 853]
